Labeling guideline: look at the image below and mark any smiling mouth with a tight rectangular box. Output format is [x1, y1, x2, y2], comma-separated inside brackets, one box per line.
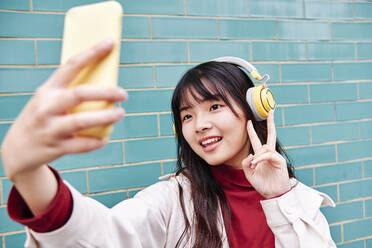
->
[200, 137, 222, 147]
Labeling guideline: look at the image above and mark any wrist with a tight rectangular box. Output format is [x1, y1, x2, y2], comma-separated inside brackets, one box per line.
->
[263, 183, 291, 199]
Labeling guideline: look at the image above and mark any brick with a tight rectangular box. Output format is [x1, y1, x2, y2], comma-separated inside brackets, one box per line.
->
[338, 140, 372, 162]
[315, 162, 362, 185]
[286, 144, 335, 167]
[1, 178, 12, 204]
[277, 126, 310, 146]
[219, 20, 276, 40]
[89, 192, 126, 208]
[0, 95, 32, 121]
[0, 206, 23, 233]
[88, 163, 161, 193]
[270, 84, 308, 105]
[294, 167, 313, 186]
[278, 21, 329, 40]
[118, 0, 184, 15]
[366, 198, 372, 217]
[334, 62, 372, 81]
[122, 16, 150, 39]
[365, 160, 372, 178]
[0, 0, 29, 10]
[361, 121, 372, 139]
[0, 67, 54, 93]
[0, 155, 5, 177]
[252, 42, 306, 61]
[313, 185, 337, 202]
[159, 113, 174, 136]
[152, 17, 217, 39]
[333, 23, 372, 40]
[321, 201, 363, 224]
[254, 64, 280, 83]
[307, 42, 355, 61]
[189, 41, 250, 62]
[340, 179, 372, 201]
[357, 43, 372, 60]
[121, 41, 188, 64]
[155, 65, 193, 88]
[118, 66, 153, 89]
[281, 63, 332, 82]
[343, 217, 372, 241]
[305, 1, 353, 19]
[163, 161, 177, 175]
[274, 107, 283, 126]
[0, 40, 35, 65]
[36, 40, 62, 65]
[250, 0, 303, 18]
[338, 240, 364, 248]
[284, 103, 335, 125]
[187, 0, 248, 17]
[355, 2, 372, 19]
[50, 142, 123, 170]
[0, 12, 64, 38]
[336, 101, 372, 121]
[124, 137, 177, 163]
[123, 89, 173, 113]
[310, 83, 357, 103]
[312, 122, 359, 144]
[111, 114, 158, 140]
[359, 82, 372, 100]
[61, 170, 87, 193]
[330, 225, 341, 243]
[4, 232, 26, 248]
[33, 0, 103, 11]
[0, 123, 11, 146]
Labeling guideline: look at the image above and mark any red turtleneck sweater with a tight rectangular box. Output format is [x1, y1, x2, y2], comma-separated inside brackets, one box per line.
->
[8, 166, 284, 246]
[211, 165, 275, 248]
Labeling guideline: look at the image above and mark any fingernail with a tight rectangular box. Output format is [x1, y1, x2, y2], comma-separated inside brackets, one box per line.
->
[100, 38, 114, 48]
[116, 108, 125, 116]
[118, 88, 127, 98]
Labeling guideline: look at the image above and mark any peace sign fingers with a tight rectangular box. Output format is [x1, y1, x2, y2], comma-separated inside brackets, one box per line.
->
[246, 119, 262, 154]
[246, 110, 276, 154]
[266, 110, 277, 151]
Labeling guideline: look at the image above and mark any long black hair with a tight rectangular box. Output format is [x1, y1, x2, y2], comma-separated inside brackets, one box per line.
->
[171, 61, 295, 248]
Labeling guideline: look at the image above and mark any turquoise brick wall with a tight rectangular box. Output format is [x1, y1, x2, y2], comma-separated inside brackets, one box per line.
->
[0, 0, 371, 247]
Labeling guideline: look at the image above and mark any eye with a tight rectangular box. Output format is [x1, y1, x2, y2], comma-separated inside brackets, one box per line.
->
[210, 104, 222, 111]
[182, 114, 192, 121]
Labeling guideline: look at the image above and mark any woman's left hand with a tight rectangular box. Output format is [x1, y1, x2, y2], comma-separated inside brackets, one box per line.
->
[242, 110, 291, 199]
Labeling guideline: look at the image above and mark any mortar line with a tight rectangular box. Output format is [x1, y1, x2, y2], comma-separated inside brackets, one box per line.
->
[85, 170, 90, 193]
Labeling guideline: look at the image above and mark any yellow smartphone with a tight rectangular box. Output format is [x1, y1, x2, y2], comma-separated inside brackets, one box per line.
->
[60, 1, 123, 139]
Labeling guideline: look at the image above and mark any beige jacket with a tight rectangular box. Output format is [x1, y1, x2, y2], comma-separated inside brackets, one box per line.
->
[25, 174, 336, 248]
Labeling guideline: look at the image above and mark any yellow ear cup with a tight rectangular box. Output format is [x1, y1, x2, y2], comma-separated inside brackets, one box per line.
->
[173, 124, 178, 137]
[252, 85, 275, 120]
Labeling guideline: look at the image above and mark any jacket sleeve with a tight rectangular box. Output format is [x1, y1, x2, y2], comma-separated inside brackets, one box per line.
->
[24, 180, 177, 248]
[260, 180, 337, 248]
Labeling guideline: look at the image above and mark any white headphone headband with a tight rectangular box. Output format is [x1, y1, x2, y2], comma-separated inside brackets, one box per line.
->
[212, 56, 257, 73]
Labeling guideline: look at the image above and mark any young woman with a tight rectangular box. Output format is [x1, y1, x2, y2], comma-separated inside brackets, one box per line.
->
[2, 39, 336, 248]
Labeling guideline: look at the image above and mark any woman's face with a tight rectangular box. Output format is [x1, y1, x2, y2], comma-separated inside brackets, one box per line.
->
[180, 89, 250, 169]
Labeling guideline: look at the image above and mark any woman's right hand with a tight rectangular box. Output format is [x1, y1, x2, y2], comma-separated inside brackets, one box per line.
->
[1, 38, 127, 183]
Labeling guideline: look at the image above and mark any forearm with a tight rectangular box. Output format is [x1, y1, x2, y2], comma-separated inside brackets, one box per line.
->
[12, 164, 58, 216]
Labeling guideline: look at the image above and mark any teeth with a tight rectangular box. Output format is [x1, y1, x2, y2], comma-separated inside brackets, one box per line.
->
[201, 137, 221, 146]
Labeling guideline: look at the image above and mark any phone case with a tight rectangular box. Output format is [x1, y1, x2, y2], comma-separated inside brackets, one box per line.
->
[60, 1, 123, 139]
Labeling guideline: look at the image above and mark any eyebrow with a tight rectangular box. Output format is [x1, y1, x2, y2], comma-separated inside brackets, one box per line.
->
[179, 105, 192, 112]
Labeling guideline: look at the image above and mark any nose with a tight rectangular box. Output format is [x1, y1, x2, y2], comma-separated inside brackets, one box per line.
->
[195, 115, 212, 133]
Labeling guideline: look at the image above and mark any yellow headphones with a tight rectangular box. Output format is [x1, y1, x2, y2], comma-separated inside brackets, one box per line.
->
[213, 57, 275, 121]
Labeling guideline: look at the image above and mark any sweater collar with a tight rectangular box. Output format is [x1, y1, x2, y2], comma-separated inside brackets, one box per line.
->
[211, 164, 253, 188]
